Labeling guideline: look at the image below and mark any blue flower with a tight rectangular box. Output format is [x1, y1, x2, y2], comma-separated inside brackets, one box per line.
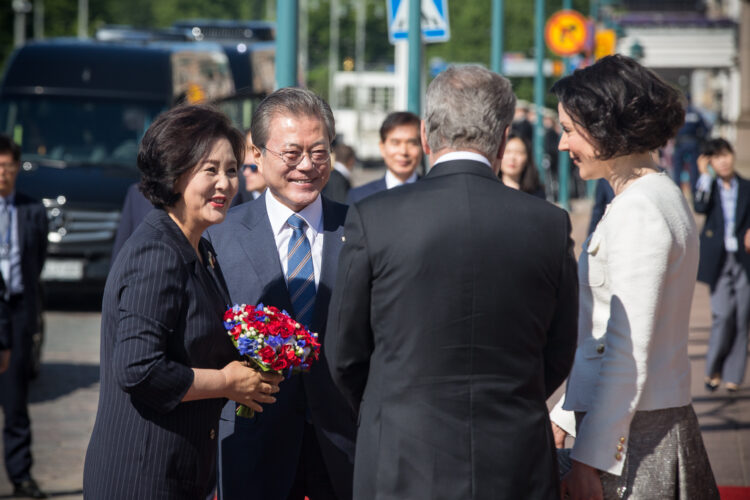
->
[237, 337, 259, 357]
[265, 335, 283, 349]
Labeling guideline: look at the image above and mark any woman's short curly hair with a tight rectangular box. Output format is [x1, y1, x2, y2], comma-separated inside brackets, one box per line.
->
[138, 104, 245, 208]
[551, 54, 685, 160]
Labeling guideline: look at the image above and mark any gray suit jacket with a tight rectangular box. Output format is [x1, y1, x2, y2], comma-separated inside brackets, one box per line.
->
[206, 193, 356, 500]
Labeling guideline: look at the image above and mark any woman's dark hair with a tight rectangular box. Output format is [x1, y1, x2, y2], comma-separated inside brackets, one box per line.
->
[702, 138, 734, 156]
[138, 104, 245, 208]
[504, 132, 541, 195]
[550, 54, 684, 160]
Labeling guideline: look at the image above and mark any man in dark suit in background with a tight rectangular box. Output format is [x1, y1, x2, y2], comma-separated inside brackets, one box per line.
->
[346, 111, 422, 204]
[0, 135, 48, 498]
[326, 65, 578, 500]
[321, 142, 355, 204]
[207, 88, 356, 500]
[694, 138, 750, 392]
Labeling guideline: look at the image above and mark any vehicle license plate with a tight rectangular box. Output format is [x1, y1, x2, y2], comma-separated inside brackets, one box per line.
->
[41, 259, 84, 281]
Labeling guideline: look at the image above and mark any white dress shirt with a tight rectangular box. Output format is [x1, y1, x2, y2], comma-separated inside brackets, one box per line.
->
[431, 151, 492, 169]
[265, 192, 324, 288]
[696, 173, 739, 252]
[385, 170, 418, 189]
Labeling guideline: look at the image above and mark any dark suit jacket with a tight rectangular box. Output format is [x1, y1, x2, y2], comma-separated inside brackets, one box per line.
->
[83, 209, 239, 499]
[694, 174, 750, 288]
[326, 159, 578, 500]
[206, 194, 356, 500]
[112, 183, 154, 261]
[346, 176, 387, 205]
[322, 168, 352, 204]
[0, 192, 48, 349]
[588, 178, 615, 236]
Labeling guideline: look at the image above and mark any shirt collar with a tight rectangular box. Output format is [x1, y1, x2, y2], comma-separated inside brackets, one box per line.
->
[333, 162, 352, 181]
[385, 169, 418, 189]
[0, 191, 15, 207]
[265, 190, 323, 237]
[717, 176, 738, 192]
[431, 151, 492, 169]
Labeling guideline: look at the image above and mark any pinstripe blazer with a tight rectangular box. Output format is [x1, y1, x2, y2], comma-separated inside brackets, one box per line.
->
[83, 209, 238, 500]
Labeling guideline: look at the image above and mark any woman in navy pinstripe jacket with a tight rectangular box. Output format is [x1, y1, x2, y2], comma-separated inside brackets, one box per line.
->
[83, 105, 282, 499]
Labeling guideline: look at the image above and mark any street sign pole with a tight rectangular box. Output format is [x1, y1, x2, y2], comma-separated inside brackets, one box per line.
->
[491, 0, 504, 74]
[534, 0, 546, 185]
[407, 0, 421, 115]
[557, 0, 572, 211]
[276, 0, 298, 89]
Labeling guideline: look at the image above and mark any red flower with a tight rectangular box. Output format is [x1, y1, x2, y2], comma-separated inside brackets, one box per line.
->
[271, 358, 288, 371]
[258, 346, 275, 363]
[231, 324, 242, 340]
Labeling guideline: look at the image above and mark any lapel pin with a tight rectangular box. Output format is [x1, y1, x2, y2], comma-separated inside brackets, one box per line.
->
[208, 251, 216, 269]
[341, 236, 346, 242]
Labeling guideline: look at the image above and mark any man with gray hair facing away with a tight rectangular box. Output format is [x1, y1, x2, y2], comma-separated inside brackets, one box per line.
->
[325, 65, 578, 499]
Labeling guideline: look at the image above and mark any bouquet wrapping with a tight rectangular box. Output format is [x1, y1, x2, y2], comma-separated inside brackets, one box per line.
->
[223, 303, 321, 418]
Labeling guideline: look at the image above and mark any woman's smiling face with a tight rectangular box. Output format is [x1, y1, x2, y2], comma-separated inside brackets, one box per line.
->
[557, 103, 607, 181]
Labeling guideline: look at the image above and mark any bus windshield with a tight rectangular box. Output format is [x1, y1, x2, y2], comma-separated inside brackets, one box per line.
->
[0, 97, 165, 168]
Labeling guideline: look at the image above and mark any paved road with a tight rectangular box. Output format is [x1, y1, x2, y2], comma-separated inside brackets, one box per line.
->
[0, 197, 748, 497]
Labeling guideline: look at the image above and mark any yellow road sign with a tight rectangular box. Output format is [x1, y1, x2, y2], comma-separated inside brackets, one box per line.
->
[595, 29, 617, 60]
[545, 10, 588, 57]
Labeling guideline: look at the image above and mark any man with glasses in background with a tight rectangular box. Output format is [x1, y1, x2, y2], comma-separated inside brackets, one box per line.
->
[0, 134, 49, 499]
[207, 87, 356, 500]
[235, 129, 267, 204]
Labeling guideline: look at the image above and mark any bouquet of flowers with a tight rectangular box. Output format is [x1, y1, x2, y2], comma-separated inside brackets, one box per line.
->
[223, 303, 321, 418]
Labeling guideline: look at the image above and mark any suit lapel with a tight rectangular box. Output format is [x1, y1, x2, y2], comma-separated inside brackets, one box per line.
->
[312, 200, 346, 333]
[14, 195, 29, 257]
[237, 196, 293, 313]
[735, 177, 749, 229]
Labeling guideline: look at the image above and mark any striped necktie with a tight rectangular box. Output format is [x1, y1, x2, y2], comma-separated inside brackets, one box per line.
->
[0, 200, 10, 300]
[286, 213, 316, 327]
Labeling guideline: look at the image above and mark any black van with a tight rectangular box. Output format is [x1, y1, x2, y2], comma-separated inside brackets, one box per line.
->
[0, 38, 236, 289]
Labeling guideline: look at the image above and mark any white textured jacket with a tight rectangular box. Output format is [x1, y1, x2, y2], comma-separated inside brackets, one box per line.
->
[551, 172, 699, 475]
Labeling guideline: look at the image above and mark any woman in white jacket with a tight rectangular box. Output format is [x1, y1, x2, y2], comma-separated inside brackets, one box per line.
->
[550, 55, 718, 499]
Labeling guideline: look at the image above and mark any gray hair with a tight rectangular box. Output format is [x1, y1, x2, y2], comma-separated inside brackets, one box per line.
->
[424, 65, 516, 160]
[250, 87, 336, 149]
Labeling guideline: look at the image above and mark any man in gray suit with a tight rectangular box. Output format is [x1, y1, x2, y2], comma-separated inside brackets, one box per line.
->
[207, 88, 356, 500]
[326, 65, 578, 499]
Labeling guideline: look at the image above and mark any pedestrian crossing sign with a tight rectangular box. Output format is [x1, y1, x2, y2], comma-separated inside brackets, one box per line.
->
[387, 0, 450, 44]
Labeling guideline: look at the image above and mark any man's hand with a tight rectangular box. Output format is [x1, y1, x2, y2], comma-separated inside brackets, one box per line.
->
[744, 228, 750, 254]
[0, 349, 11, 374]
[697, 154, 711, 176]
[551, 421, 568, 449]
[560, 460, 603, 500]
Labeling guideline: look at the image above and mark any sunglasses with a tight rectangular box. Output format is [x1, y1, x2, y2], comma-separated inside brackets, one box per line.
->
[241, 163, 258, 173]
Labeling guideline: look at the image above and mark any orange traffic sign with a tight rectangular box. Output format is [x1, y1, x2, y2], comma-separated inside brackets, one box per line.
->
[545, 10, 588, 57]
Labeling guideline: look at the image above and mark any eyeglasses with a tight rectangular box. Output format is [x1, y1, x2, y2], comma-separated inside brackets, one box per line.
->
[241, 163, 258, 173]
[263, 147, 330, 167]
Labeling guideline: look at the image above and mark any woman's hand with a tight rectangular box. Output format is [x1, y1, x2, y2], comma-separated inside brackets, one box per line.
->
[560, 460, 603, 500]
[220, 361, 283, 413]
[551, 421, 568, 449]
